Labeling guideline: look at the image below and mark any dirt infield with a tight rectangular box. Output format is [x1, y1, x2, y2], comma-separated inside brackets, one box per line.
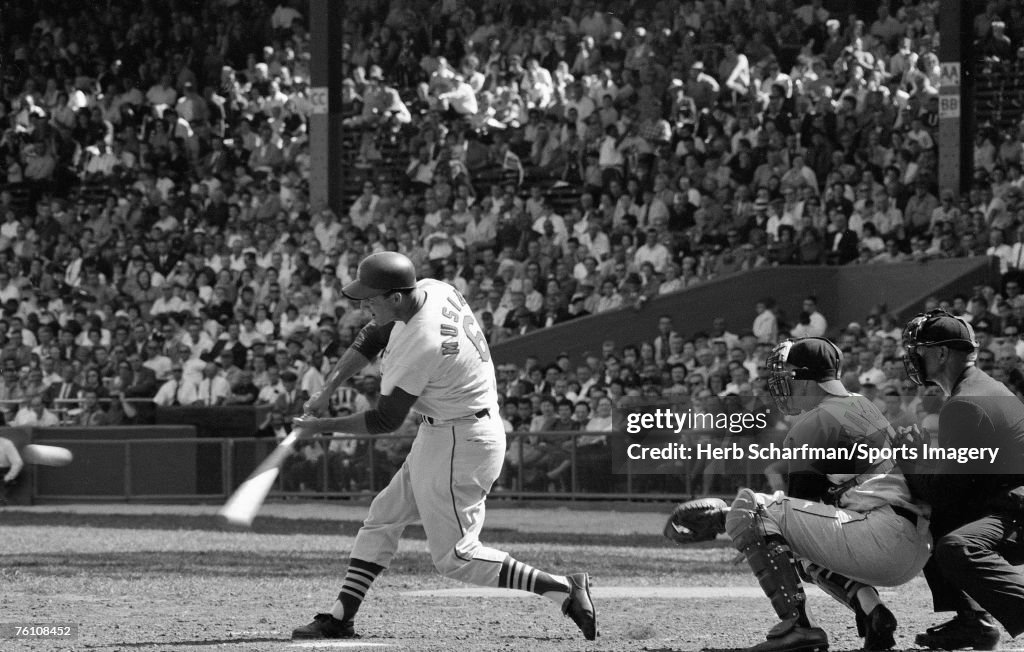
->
[0, 504, 1008, 651]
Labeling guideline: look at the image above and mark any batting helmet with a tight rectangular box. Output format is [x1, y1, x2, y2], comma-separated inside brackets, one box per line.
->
[342, 252, 417, 300]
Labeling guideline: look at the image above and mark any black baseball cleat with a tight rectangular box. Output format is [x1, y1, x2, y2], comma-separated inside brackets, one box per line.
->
[562, 572, 597, 640]
[856, 603, 898, 650]
[291, 613, 357, 639]
[744, 628, 829, 652]
[744, 618, 829, 652]
[914, 613, 1000, 650]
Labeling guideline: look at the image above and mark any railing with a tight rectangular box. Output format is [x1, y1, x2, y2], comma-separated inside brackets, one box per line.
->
[30, 431, 772, 503]
[0, 397, 212, 426]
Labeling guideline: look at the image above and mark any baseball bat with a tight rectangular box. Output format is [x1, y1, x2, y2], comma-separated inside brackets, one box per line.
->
[218, 423, 309, 527]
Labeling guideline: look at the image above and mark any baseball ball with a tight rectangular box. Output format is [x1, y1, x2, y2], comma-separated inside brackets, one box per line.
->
[22, 444, 74, 467]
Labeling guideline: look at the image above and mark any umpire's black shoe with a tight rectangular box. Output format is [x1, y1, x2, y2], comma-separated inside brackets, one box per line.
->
[562, 572, 597, 640]
[855, 603, 898, 650]
[291, 613, 357, 639]
[915, 612, 1000, 650]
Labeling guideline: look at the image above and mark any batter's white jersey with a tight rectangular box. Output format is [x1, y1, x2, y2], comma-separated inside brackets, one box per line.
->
[381, 279, 498, 420]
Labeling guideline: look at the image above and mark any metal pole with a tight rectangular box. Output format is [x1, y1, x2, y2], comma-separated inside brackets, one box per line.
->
[569, 434, 578, 499]
[367, 438, 376, 491]
[321, 439, 329, 492]
[938, 0, 971, 196]
[309, 0, 346, 213]
[123, 441, 132, 502]
[516, 433, 524, 493]
[222, 439, 233, 498]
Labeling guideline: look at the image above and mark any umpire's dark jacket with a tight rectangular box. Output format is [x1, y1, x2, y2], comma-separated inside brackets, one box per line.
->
[910, 366, 1024, 535]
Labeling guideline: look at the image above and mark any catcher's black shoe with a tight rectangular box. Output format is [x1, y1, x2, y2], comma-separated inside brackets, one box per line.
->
[291, 613, 357, 639]
[856, 603, 898, 650]
[914, 613, 1000, 650]
[745, 618, 829, 652]
[562, 572, 597, 640]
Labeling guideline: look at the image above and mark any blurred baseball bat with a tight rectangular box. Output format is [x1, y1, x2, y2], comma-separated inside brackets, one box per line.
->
[218, 421, 309, 527]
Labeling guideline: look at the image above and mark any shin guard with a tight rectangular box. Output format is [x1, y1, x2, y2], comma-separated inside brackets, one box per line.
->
[800, 561, 863, 613]
[726, 489, 807, 624]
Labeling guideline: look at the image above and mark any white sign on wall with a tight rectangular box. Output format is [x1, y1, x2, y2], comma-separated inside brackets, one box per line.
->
[939, 94, 961, 119]
[310, 86, 328, 114]
[939, 62, 961, 89]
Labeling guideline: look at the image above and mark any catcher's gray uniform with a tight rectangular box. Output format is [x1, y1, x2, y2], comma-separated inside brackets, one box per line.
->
[738, 394, 931, 586]
[726, 338, 932, 652]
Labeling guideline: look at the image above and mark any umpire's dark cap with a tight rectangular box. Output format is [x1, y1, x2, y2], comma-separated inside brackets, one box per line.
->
[911, 312, 980, 348]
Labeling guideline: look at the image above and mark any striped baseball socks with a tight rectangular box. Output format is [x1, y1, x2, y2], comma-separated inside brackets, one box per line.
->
[330, 558, 385, 621]
[498, 557, 571, 605]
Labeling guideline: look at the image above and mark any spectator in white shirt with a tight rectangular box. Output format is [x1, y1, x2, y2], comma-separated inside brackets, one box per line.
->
[145, 74, 178, 112]
[633, 228, 671, 273]
[143, 339, 173, 381]
[721, 41, 751, 96]
[296, 356, 325, 398]
[153, 365, 198, 406]
[564, 82, 595, 126]
[257, 366, 286, 406]
[986, 228, 1014, 275]
[463, 205, 497, 252]
[871, 192, 904, 237]
[579, 221, 610, 261]
[531, 203, 568, 241]
[0, 270, 20, 304]
[347, 181, 380, 230]
[12, 396, 60, 427]
[195, 362, 230, 406]
[521, 57, 555, 109]
[150, 284, 184, 317]
[406, 146, 437, 189]
[82, 142, 119, 178]
[753, 299, 779, 343]
[436, 74, 478, 116]
[801, 296, 828, 337]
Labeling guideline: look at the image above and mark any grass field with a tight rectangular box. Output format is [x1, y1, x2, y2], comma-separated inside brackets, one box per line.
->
[0, 503, 1005, 652]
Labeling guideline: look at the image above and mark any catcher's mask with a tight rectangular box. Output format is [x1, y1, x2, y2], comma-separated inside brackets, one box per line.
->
[766, 338, 846, 415]
[902, 309, 978, 386]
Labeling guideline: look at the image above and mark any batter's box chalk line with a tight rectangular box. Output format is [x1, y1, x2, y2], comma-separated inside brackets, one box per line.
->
[401, 586, 833, 599]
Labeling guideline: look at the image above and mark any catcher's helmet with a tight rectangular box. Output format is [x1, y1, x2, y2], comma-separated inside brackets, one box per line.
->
[902, 310, 978, 386]
[766, 337, 847, 415]
[342, 252, 417, 300]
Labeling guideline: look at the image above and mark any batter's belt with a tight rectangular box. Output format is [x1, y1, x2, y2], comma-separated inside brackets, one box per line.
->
[420, 408, 490, 426]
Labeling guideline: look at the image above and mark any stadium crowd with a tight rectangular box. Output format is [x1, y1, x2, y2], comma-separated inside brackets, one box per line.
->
[1, 0, 1024, 492]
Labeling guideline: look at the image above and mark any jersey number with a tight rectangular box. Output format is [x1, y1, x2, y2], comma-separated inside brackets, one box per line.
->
[462, 315, 490, 362]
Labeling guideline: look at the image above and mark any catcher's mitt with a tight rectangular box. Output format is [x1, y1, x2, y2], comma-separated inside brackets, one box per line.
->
[663, 497, 729, 544]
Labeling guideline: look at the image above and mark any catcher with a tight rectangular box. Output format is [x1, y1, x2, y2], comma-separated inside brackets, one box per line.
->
[666, 338, 932, 652]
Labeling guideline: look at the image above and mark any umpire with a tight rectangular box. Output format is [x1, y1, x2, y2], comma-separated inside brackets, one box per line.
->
[902, 310, 1024, 649]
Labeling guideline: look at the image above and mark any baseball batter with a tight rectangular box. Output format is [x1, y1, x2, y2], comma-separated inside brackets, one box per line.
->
[290, 252, 596, 641]
[726, 338, 932, 652]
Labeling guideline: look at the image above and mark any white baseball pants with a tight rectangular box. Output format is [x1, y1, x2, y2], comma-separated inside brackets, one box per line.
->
[350, 412, 509, 586]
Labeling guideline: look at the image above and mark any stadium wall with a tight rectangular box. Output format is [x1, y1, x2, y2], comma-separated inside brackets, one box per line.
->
[491, 258, 997, 364]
